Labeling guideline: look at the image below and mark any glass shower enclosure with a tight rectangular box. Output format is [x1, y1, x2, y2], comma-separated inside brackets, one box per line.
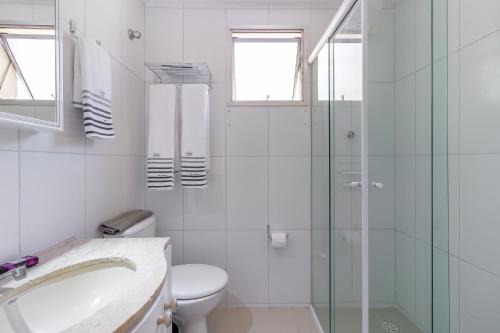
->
[310, 0, 448, 332]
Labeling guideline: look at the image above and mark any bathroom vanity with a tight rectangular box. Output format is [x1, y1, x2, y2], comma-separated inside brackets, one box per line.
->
[0, 238, 173, 333]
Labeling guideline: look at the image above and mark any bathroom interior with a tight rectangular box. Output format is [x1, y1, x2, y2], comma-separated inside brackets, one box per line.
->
[0, 0, 497, 332]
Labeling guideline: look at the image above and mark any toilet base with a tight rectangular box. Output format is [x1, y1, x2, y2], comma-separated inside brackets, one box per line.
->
[178, 317, 207, 333]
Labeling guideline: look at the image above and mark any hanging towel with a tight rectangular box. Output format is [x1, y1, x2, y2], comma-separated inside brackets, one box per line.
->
[73, 35, 114, 138]
[181, 84, 210, 189]
[147, 84, 177, 190]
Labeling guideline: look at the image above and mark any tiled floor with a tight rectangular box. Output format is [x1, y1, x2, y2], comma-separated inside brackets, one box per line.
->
[207, 307, 320, 333]
[313, 306, 424, 333]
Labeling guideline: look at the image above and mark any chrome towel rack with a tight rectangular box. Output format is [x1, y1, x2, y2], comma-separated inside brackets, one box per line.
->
[145, 63, 213, 89]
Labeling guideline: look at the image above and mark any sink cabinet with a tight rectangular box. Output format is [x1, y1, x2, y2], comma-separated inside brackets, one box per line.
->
[131, 245, 173, 333]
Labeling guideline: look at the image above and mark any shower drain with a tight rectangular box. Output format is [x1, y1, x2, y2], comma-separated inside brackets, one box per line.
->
[382, 321, 400, 332]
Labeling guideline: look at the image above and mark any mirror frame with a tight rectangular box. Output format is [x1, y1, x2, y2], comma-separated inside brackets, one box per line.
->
[0, 0, 63, 132]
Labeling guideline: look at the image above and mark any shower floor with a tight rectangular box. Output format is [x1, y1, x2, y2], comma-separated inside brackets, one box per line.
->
[314, 306, 424, 333]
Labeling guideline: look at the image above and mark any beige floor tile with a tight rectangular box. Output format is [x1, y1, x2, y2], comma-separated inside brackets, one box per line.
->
[207, 307, 319, 333]
[207, 306, 423, 333]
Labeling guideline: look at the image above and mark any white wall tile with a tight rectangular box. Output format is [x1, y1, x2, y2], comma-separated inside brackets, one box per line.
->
[184, 230, 226, 269]
[368, 83, 395, 155]
[269, 230, 311, 304]
[227, 230, 268, 304]
[147, 177, 184, 231]
[310, 8, 337, 51]
[122, 0, 145, 79]
[0, 129, 18, 151]
[333, 161, 353, 229]
[333, 102, 351, 156]
[226, 8, 268, 26]
[227, 157, 268, 230]
[415, 67, 431, 155]
[183, 157, 226, 230]
[460, 31, 500, 154]
[460, 0, 500, 47]
[311, 105, 329, 157]
[210, 83, 226, 157]
[311, 229, 329, 304]
[269, 157, 310, 229]
[0, 152, 19, 263]
[448, 155, 460, 257]
[448, 0, 459, 54]
[460, 260, 500, 332]
[59, 0, 84, 28]
[395, 156, 416, 236]
[85, 155, 123, 238]
[334, 230, 354, 303]
[448, 52, 460, 155]
[414, 0, 431, 69]
[367, 8, 395, 82]
[227, 107, 268, 156]
[157, 230, 184, 266]
[122, 68, 146, 156]
[368, 156, 395, 229]
[145, 7, 183, 64]
[86, 0, 123, 61]
[20, 152, 85, 255]
[449, 256, 460, 333]
[396, 231, 416, 319]
[415, 156, 431, 243]
[269, 107, 310, 156]
[460, 154, 500, 276]
[395, 0, 415, 79]
[395, 74, 416, 155]
[183, 9, 226, 82]
[311, 156, 329, 230]
[269, 8, 310, 51]
[415, 240, 432, 331]
[369, 230, 395, 303]
[121, 156, 146, 211]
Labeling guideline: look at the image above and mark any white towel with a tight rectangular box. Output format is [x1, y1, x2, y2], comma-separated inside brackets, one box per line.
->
[181, 84, 210, 189]
[73, 35, 114, 138]
[147, 84, 177, 190]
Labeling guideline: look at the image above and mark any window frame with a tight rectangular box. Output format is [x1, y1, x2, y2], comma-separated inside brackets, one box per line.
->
[228, 27, 308, 106]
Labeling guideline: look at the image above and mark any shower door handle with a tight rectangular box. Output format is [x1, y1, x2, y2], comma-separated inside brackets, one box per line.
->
[371, 182, 384, 189]
[344, 181, 362, 188]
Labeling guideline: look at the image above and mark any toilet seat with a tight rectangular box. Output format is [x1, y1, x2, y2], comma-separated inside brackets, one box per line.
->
[172, 264, 228, 300]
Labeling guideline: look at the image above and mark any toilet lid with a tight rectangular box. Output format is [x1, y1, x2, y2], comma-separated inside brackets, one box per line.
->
[172, 264, 228, 300]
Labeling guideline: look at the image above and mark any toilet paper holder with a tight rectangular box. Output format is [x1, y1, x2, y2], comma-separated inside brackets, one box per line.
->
[267, 225, 288, 240]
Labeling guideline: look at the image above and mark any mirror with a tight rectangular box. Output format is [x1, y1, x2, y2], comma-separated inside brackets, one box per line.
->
[0, 0, 62, 131]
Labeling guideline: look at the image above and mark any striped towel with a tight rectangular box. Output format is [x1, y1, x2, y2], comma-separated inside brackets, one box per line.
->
[147, 157, 175, 189]
[73, 35, 114, 138]
[181, 84, 210, 189]
[147, 85, 177, 190]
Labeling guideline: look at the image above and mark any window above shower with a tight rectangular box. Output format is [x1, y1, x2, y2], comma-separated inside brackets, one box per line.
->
[316, 31, 362, 102]
[230, 29, 304, 104]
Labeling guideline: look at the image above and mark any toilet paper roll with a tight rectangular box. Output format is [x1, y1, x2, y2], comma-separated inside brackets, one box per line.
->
[271, 232, 287, 248]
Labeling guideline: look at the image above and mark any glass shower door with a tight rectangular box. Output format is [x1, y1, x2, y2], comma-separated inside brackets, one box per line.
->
[329, 2, 363, 332]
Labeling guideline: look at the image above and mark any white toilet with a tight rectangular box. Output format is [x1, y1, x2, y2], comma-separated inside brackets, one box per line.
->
[172, 264, 227, 333]
[102, 215, 228, 333]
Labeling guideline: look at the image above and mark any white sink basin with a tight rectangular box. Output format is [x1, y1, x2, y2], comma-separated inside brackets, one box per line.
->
[0, 260, 136, 333]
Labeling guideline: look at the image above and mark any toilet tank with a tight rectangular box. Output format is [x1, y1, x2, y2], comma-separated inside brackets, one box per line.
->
[102, 216, 156, 238]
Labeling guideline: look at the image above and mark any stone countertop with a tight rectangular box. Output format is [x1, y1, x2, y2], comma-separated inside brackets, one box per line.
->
[0, 238, 170, 333]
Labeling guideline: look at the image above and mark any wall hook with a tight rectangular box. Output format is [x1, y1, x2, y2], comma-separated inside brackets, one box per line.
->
[128, 29, 142, 40]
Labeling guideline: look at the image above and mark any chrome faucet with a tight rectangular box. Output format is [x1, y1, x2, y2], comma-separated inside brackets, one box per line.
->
[0, 266, 27, 285]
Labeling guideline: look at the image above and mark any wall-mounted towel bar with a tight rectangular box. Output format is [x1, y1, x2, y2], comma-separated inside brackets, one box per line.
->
[69, 19, 101, 46]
